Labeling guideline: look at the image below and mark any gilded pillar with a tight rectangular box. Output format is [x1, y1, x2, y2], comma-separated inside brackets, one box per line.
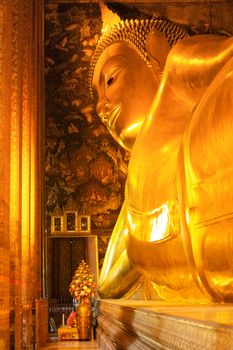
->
[0, 2, 13, 348]
[0, 0, 43, 348]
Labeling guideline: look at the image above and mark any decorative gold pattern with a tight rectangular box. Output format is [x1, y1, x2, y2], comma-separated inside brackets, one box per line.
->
[58, 325, 78, 341]
[0, 0, 42, 347]
[65, 211, 78, 232]
[97, 300, 233, 350]
[51, 215, 64, 234]
[78, 216, 91, 233]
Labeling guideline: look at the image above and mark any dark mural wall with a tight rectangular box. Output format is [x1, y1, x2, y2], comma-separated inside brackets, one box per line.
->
[44, 3, 130, 234]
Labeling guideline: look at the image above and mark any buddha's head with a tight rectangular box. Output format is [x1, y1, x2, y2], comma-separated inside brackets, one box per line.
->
[90, 4, 188, 151]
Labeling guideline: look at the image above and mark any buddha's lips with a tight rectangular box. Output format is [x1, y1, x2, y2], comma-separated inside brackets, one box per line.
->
[100, 104, 121, 130]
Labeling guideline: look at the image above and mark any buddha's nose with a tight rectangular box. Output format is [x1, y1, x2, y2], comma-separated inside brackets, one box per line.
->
[96, 99, 103, 115]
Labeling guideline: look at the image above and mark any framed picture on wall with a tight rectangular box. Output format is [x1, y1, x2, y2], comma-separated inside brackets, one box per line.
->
[78, 215, 91, 233]
[65, 211, 78, 232]
[51, 215, 64, 234]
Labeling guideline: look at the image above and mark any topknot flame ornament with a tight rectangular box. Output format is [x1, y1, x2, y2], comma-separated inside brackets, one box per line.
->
[99, 0, 121, 33]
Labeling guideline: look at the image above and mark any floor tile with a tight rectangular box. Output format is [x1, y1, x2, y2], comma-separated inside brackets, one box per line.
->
[40, 339, 100, 349]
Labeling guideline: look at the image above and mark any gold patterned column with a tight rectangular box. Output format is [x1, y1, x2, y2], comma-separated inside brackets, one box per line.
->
[0, 0, 43, 348]
[0, 2, 13, 348]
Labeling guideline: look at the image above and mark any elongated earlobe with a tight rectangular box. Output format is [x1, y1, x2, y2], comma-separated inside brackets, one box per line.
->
[146, 29, 170, 70]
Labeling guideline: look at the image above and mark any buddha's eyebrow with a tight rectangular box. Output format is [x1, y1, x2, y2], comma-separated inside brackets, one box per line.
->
[92, 71, 104, 93]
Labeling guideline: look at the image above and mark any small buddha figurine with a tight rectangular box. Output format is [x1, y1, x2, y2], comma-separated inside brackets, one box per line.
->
[90, 2, 233, 302]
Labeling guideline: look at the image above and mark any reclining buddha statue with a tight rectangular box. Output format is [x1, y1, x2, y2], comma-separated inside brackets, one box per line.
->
[89, 1, 233, 302]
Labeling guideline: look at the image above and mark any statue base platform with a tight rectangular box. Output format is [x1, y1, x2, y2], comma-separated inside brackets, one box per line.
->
[96, 299, 233, 349]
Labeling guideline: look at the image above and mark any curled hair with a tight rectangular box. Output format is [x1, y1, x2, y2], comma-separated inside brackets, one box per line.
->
[89, 17, 189, 95]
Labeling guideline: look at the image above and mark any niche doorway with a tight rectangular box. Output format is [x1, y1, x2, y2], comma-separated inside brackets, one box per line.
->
[46, 235, 98, 328]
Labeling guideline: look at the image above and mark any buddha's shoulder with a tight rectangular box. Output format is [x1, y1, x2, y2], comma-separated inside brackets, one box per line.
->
[164, 34, 233, 81]
[168, 34, 233, 61]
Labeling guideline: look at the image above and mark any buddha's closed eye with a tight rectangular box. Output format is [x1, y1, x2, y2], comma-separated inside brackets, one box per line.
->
[105, 65, 123, 88]
[106, 77, 114, 87]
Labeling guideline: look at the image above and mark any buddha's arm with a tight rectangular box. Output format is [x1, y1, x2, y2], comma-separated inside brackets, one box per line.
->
[98, 202, 141, 298]
[98, 249, 142, 299]
[98, 203, 127, 286]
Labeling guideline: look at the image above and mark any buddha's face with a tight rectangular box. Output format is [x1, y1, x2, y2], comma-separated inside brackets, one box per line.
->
[92, 42, 159, 151]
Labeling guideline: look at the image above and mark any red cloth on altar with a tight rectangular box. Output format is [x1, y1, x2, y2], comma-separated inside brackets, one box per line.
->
[66, 311, 76, 326]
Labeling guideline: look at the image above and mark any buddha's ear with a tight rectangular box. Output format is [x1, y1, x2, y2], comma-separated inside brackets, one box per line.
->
[146, 29, 170, 71]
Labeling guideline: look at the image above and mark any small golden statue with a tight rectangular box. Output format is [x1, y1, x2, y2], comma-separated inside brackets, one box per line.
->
[90, 1, 233, 302]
